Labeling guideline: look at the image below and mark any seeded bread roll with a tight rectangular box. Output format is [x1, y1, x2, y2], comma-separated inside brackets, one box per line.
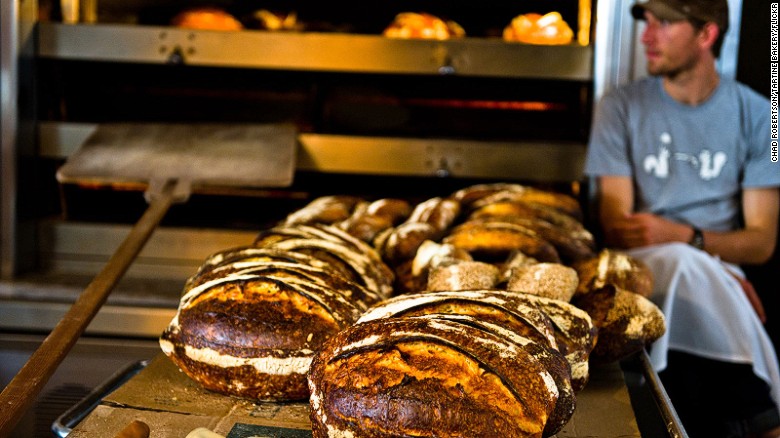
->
[309, 315, 571, 438]
[427, 261, 500, 291]
[507, 263, 579, 302]
[572, 249, 654, 298]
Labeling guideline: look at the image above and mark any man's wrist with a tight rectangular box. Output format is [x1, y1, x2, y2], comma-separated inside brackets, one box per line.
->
[688, 226, 705, 250]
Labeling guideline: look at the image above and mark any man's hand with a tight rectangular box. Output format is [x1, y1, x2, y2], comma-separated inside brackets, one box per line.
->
[605, 212, 693, 249]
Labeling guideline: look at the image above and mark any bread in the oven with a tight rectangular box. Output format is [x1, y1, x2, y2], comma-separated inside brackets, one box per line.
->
[309, 315, 571, 438]
[171, 7, 244, 30]
[383, 12, 465, 40]
[572, 249, 654, 298]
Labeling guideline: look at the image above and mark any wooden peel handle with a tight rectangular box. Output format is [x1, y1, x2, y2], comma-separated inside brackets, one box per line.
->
[0, 181, 177, 436]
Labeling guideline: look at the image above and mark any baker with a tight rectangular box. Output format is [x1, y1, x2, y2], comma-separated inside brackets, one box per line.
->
[584, 0, 780, 436]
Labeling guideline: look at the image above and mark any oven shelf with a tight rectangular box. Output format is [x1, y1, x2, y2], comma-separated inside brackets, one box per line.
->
[37, 22, 592, 81]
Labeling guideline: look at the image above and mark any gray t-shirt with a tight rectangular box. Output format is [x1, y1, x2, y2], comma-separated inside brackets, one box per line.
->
[585, 76, 779, 231]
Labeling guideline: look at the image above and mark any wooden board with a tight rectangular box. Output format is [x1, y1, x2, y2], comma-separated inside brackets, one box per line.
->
[66, 354, 641, 437]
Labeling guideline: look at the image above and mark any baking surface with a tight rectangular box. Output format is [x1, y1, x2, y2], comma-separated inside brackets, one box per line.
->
[56, 123, 298, 190]
[67, 354, 641, 437]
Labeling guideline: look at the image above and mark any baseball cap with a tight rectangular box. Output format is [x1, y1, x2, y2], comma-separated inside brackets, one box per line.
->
[631, 0, 729, 32]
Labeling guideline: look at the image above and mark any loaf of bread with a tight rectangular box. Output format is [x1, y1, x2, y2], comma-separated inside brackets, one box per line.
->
[383, 12, 466, 40]
[572, 249, 654, 298]
[160, 223, 394, 401]
[283, 195, 363, 227]
[171, 7, 243, 30]
[503, 12, 574, 45]
[507, 262, 579, 302]
[309, 315, 572, 438]
[427, 261, 500, 291]
[574, 285, 666, 363]
[357, 290, 596, 392]
[443, 220, 561, 264]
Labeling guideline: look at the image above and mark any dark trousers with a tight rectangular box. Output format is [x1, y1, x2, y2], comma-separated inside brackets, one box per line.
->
[659, 351, 780, 437]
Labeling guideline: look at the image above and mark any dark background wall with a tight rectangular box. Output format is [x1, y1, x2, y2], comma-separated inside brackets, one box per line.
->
[736, 1, 780, 354]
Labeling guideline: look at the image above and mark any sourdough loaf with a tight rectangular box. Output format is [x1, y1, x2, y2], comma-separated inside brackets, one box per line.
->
[160, 223, 394, 401]
[309, 315, 571, 438]
[572, 249, 654, 298]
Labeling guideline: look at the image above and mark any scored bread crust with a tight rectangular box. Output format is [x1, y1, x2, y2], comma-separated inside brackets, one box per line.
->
[308, 316, 564, 438]
[161, 271, 364, 400]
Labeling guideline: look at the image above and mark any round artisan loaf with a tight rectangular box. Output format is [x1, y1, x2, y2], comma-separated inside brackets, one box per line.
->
[507, 262, 579, 302]
[160, 263, 366, 401]
[254, 224, 395, 299]
[573, 284, 666, 363]
[358, 290, 596, 393]
[309, 315, 571, 438]
[572, 249, 654, 298]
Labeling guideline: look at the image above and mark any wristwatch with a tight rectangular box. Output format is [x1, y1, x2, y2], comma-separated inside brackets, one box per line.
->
[689, 226, 705, 250]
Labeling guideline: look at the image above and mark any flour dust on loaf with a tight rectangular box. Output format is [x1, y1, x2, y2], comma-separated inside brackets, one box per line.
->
[160, 223, 393, 401]
[308, 315, 571, 438]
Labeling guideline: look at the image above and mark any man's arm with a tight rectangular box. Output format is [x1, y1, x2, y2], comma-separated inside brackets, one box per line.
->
[704, 187, 779, 265]
[597, 176, 779, 265]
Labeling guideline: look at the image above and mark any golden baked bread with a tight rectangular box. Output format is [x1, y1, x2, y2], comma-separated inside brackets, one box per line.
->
[463, 215, 595, 264]
[443, 220, 561, 263]
[283, 195, 363, 227]
[358, 290, 595, 393]
[572, 249, 654, 298]
[309, 315, 571, 437]
[383, 12, 466, 40]
[503, 12, 574, 45]
[171, 7, 243, 31]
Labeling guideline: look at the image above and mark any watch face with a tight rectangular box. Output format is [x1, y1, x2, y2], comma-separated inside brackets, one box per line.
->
[691, 228, 704, 250]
